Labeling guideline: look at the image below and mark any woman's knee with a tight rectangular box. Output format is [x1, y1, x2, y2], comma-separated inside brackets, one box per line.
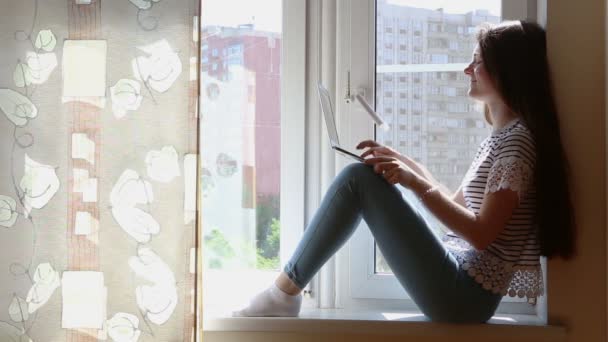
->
[337, 162, 401, 198]
[339, 162, 375, 181]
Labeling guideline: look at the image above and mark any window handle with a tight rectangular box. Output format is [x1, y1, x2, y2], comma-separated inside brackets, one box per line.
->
[355, 93, 390, 131]
[344, 70, 352, 103]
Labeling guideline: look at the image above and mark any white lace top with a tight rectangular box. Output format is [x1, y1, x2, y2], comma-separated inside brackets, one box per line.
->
[442, 118, 544, 302]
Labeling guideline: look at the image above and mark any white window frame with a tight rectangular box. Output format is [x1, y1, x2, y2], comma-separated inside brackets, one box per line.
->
[331, 0, 545, 316]
[279, 0, 310, 308]
[201, 0, 308, 316]
[280, 0, 306, 269]
[200, 0, 554, 326]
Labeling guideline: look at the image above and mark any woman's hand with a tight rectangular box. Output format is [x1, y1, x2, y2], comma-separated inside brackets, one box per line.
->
[363, 156, 418, 188]
[356, 140, 402, 160]
[357, 140, 420, 172]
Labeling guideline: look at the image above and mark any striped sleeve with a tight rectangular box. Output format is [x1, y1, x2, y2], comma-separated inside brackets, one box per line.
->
[484, 130, 535, 201]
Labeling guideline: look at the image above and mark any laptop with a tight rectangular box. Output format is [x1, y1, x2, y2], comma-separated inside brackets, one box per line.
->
[317, 83, 364, 162]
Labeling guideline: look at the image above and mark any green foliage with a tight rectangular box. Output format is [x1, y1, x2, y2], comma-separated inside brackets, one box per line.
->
[255, 218, 280, 270]
[256, 249, 279, 269]
[204, 228, 235, 269]
[255, 195, 281, 270]
[203, 194, 282, 270]
[256, 195, 279, 252]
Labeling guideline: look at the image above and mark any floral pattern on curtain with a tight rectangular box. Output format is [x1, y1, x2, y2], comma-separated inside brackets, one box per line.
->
[0, 0, 199, 341]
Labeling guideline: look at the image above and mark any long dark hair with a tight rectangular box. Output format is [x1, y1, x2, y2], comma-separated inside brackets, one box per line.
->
[476, 21, 576, 259]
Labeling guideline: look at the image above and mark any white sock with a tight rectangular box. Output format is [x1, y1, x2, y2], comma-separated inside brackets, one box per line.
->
[232, 283, 302, 317]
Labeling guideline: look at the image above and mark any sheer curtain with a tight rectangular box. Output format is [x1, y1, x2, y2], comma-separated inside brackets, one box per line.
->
[0, 0, 199, 341]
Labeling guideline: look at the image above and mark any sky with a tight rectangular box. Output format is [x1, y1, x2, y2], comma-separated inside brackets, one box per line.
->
[386, 0, 500, 16]
[201, 0, 283, 33]
[200, 0, 500, 34]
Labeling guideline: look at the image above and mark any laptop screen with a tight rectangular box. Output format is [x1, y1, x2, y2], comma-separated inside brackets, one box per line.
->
[317, 83, 340, 148]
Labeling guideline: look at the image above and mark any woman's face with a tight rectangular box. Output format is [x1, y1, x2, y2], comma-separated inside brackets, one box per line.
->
[464, 45, 500, 102]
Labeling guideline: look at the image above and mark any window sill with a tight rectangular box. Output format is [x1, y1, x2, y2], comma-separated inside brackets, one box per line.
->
[203, 308, 566, 341]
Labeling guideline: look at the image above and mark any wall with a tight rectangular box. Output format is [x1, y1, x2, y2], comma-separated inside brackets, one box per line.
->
[544, 0, 606, 340]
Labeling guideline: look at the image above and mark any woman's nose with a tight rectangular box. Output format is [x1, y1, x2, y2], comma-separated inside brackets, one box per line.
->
[464, 64, 473, 75]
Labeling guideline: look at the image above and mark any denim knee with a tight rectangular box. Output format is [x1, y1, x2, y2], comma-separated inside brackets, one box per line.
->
[339, 162, 375, 181]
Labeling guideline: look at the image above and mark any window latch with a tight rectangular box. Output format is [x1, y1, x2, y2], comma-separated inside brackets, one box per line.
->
[344, 70, 352, 103]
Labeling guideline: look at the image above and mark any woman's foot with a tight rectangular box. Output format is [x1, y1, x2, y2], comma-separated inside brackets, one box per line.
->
[232, 283, 302, 317]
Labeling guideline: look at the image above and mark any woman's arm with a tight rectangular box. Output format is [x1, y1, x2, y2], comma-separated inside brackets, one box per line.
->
[366, 156, 518, 250]
[451, 185, 466, 207]
[400, 154, 453, 194]
[357, 140, 453, 195]
[404, 156, 467, 207]
[409, 176, 519, 250]
[409, 159, 467, 208]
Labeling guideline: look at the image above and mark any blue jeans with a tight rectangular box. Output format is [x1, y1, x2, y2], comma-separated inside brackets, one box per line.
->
[283, 163, 502, 323]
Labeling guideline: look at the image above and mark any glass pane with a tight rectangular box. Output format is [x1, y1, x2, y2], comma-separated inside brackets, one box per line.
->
[200, 0, 282, 274]
[374, 0, 501, 275]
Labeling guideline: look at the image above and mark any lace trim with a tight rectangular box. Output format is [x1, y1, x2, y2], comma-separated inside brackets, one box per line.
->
[444, 237, 544, 300]
[485, 156, 533, 200]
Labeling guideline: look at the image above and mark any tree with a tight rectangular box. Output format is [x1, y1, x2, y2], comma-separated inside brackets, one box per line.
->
[256, 218, 280, 270]
[255, 194, 280, 270]
[204, 228, 235, 269]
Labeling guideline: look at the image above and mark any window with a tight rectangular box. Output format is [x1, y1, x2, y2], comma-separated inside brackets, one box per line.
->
[443, 86, 457, 97]
[428, 23, 441, 32]
[343, 0, 536, 315]
[412, 100, 422, 111]
[200, 0, 294, 314]
[447, 102, 468, 113]
[374, 0, 502, 285]
[202, 0, 539, 321]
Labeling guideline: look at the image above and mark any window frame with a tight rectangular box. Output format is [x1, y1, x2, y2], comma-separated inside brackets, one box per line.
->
[197, 0, 552, 324]
[280, 0, 306, 271]
[332, 0, 544, 316]
[200, 0, 307, 315]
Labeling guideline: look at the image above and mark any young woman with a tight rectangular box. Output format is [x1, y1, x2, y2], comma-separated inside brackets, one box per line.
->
[233, 21, 576, 323]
